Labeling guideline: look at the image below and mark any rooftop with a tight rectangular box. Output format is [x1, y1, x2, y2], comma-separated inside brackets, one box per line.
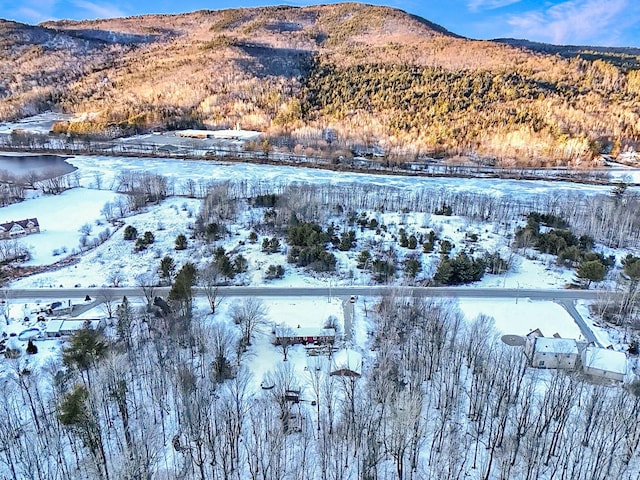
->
[582, 347, 627, 375]
[534, 337, 578, 355]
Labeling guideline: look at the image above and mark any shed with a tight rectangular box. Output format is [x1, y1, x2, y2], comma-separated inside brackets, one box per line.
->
[330, 349, 362, 377]
[582, 347, 627, 382]
[527, 337, 579, 369]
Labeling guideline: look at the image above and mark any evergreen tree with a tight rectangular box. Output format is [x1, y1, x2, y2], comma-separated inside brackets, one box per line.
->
[168, 262, 197, 319]
[175, 233, 187, 250]
[116, 296, 134, 348]
[58, 385, 109, 480]
[159, 255, 176, 283]
[62, 328, 109, 386]
[123, 225, 137, 240]
[404, 257, 422, 278]
[576, 259, 606, 288]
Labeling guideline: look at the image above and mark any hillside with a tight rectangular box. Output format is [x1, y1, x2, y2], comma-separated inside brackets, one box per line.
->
[1, 3, 640, 165]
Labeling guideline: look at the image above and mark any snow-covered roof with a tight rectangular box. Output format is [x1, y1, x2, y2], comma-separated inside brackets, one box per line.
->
[45, 319, 65, 334]
[176, 129, 261, 141]
[534, 337, 578, 355]
[45, 319, 102, 335]
[275, 327, 335, 338]
[331, 348, 362, 376]
[582, 347, 627, 375]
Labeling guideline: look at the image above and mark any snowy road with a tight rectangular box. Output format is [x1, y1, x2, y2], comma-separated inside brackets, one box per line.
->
[3, 286, 619, 301]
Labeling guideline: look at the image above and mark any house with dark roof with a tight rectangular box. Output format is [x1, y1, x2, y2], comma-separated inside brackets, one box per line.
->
[0, 218, 39, 240]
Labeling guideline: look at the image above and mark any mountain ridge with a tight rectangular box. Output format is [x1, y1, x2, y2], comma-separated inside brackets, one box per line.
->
[1, 2, 639, 166]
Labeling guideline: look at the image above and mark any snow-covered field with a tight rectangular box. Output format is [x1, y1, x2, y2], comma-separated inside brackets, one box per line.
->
[459, 298, 582, 339]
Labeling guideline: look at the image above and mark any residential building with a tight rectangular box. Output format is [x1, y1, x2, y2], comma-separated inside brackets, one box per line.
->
[0, 218, 39, 239]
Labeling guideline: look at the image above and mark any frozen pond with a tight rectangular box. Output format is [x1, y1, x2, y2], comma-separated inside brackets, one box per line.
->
[0, 154, 76, 178]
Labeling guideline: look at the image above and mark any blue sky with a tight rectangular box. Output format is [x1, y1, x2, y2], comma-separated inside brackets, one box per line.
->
[1, 0, 639, 47]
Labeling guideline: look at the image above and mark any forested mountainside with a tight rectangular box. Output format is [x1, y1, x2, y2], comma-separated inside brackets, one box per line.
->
[1, 2, 640, 166]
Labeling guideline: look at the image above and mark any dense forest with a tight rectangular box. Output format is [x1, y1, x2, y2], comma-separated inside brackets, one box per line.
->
[1, 3, 640, 165]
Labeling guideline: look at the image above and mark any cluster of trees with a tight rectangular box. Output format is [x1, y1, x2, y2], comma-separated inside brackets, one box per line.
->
[433, 251, 486, 285]
[515, 211, 615, 287]
[131, 230, 155, 252]
[302, 61, 636, 163]
[286, 216, 337, 272]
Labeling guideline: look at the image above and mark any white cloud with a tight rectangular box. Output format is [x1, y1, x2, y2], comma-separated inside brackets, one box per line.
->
[467, 0, 522, 12]
[12, 7, 52, 24]
[3, 0, 58, 24]
[70, 0, 126, 19]
[506, 0, 636, 46]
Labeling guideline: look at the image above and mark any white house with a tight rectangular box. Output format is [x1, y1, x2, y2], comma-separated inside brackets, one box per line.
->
[582, 347, 627, 382]
[0, 218, 40, 239]
[330, 348, 363, 377]
[526, 336, 579, 369]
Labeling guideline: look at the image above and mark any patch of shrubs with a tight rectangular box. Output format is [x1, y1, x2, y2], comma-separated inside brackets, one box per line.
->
[134, 231, 155, 251]
[265, 264, 285, 280]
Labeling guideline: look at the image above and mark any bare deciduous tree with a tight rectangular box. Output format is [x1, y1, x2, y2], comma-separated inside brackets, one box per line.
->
[200, 262, 223, 314]
[230, 297, 268, 351]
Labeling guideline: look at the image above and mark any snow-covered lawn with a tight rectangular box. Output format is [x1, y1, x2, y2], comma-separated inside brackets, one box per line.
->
[0, 188, 123, 266]
[458, 298, 583, 339]
[10, 196, 201, 287]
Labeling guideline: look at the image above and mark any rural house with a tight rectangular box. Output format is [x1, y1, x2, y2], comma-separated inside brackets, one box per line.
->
[274, 326, 335, 346]
[45, 318, 105, 338]
[525, 336, 579, 369]
[0, 218, 39, 239]
[582, 346, 628, 382]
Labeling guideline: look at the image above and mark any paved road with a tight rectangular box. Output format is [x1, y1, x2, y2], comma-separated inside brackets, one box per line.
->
[557, 300, 603, 347]
[342, 298, 355, 342]
[0, 286, 621, 301]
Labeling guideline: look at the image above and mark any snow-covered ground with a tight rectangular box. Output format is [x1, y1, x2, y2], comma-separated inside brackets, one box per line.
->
[459, 298, 583, 339]
[0, 153, 632, 377]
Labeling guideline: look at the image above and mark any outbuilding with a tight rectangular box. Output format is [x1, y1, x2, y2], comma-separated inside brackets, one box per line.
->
[45, 318, 105, 338]
[582, 347, 627, 382]
[330, 348, 363, 377]
[274, 326, 335, 346]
